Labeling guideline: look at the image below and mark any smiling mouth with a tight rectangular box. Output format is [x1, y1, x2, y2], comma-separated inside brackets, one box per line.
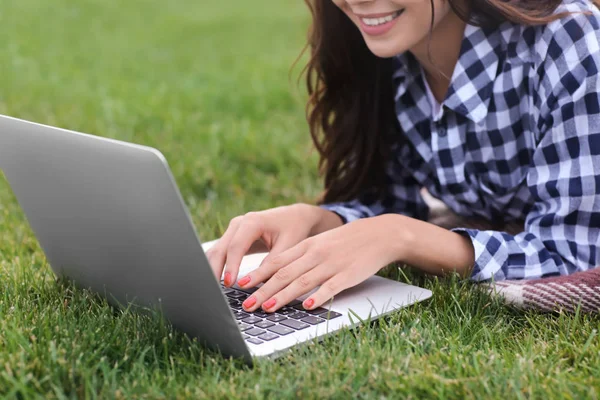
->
[359, 9, 405, 27]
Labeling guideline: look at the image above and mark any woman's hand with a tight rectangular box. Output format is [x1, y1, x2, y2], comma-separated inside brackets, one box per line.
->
[206, 203, 343, 287]
[237, 215, 406, 313]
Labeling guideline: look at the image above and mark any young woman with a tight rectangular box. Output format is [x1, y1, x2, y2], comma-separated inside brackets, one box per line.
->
[207, 0, 600, 313]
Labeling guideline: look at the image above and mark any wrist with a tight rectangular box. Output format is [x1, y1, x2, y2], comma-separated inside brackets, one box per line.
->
[372, 213, 415, 264]
[293, 203, 344, 236]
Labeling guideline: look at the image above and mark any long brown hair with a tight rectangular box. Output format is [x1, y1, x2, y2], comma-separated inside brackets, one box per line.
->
[305, 0, 600, 204]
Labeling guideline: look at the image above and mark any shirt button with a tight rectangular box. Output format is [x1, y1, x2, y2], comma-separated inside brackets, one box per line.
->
[437, 125, 447, 136]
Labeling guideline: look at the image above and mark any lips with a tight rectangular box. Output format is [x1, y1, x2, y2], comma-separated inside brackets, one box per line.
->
[360, 9, 404, 26]
[356, 9, 405, 36]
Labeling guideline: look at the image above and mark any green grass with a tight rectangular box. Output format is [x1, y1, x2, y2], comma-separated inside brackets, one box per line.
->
[0, 0, 599, 398]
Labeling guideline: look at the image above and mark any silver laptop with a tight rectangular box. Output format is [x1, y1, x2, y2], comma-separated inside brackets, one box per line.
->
[0, 115, 432, 364]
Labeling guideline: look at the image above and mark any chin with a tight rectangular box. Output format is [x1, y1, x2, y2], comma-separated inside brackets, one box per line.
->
[363, 40, 406, 59]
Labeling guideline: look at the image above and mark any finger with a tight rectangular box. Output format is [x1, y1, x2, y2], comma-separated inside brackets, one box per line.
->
[237, 235, 305, 289]
[205, 217, 242, 280]
[240, 246, 310, 312]
[269, 267, 336, 313]
[301, 274, 349, 311]
[239, 241, 307, 293]
[223, 216, 266, 286]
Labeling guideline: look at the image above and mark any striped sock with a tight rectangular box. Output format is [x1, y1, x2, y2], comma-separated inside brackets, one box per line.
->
[486, 268, 600, 313]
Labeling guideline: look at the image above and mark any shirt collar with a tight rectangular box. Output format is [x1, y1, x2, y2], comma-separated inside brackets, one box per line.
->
[393, 23, 507, 124]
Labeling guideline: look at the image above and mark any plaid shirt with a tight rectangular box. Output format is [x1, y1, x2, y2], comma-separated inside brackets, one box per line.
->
[321, 0, 600, 281]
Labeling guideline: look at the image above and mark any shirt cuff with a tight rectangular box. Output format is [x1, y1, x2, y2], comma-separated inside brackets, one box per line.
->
[451, 228, 509, 282]
[319, 203, 369, 224]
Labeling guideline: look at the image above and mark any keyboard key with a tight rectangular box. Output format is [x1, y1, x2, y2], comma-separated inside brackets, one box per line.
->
[231, 303, 242, 311]
[255, 320, 275, 329]
[280, 319, 310, 330]
[253, 311, 269, 318]
[237, 322, 253, 331]
[320, 311, 342, 320]
[234, 312, 250, 320]
[246, 338, 263, 345]
[266, 314, 287, 322]
[258, 332, 279, 341]
[276, 307, 296, 316]
[267, 325, 294, 336]
[227, 291, 247, 299]
[242, 316, 263, 325]
[305, 307, 329, 316]
[301, 316, 326, 325]
[237, 286, 258, 294]
[222, 288, 234, 295]
[286, 299, 302, 307]
[245, 328, 266, 336]
[289, 312, 309, 320]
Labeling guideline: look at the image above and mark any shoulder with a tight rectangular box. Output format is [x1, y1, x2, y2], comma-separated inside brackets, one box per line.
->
[498, 0, 600, 67]
[537, 0, 600, 66]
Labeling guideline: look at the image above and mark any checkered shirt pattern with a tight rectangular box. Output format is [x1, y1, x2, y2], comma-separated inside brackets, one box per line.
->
[321, 0, 600, 282]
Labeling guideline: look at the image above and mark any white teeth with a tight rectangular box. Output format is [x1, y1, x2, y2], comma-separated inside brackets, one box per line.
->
[361, 10, 403, 26]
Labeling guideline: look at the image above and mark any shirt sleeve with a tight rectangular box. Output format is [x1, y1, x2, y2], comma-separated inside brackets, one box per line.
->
[453, 13, 600, 281]
[320, 144, 429, 224]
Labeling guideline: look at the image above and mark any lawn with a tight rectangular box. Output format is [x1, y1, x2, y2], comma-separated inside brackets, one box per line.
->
[0, 0, 599, 398]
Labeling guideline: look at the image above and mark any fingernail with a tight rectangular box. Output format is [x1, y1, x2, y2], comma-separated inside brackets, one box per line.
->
[304, 298, 315, 309]
[263, 298, 276, 310]
[243, 296, 256, 309]
[238, 276, 251, 287]
[224, 272, 232, 286]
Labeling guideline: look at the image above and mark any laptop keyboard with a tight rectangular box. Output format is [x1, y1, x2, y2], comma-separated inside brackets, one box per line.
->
[221, 285, 341, 346]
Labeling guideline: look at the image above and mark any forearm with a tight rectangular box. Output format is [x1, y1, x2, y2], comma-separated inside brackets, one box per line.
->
[380, 213, 475, 278]
[302, 205, 475, 277]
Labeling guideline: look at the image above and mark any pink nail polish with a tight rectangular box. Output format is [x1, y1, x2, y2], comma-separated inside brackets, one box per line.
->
[263, 298, 276, 310]
[243, 296, 256, 309]
[224, 272, 232, 286]
[304, 298, 315, 309]
[238, 276, 251, 287]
